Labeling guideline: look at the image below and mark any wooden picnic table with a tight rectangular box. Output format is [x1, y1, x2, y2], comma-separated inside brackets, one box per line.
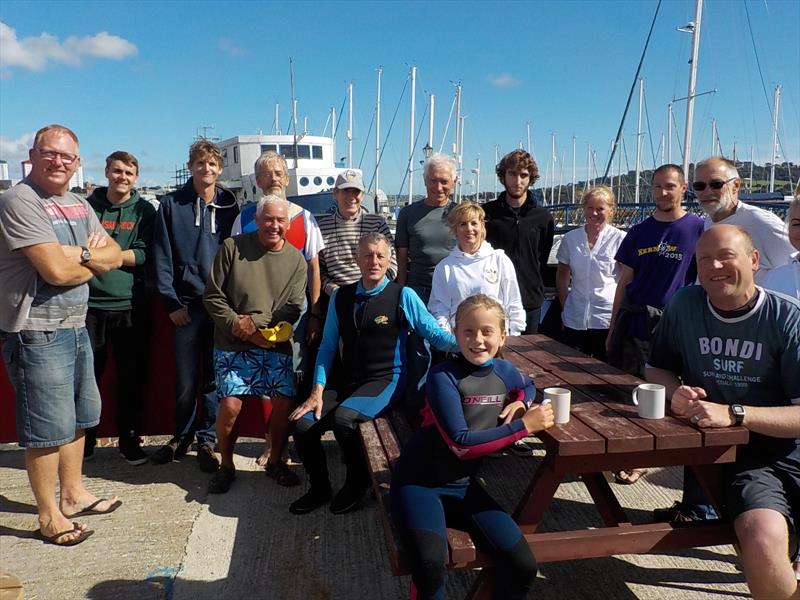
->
[463, 333, 749, 599]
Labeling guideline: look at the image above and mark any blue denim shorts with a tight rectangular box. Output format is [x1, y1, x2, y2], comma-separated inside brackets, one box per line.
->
[214, 347, 296, 400]
[1, 328, 101, 448]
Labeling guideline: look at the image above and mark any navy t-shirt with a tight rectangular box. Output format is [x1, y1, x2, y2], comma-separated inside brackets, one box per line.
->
[615, 213, 704, 309]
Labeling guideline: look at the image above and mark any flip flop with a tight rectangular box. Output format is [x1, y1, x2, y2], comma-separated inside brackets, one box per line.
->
[35, 523, 94, 546]
[65, 498, 122, 518]
[613, 468, 648, 485]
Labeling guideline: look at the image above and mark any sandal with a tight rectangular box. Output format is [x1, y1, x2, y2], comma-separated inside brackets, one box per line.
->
[265, 461, 300, 487]
[613, 468, 648, 485]
[35, 523, 94, 546]
[208, 466, 236, 494]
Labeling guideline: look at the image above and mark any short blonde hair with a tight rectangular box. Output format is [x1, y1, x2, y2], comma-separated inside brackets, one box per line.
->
[33, 124, 79, 150]
[455, 294, 507, 333]
[582, 185, 617, 214]
[447, 202, 486, 242]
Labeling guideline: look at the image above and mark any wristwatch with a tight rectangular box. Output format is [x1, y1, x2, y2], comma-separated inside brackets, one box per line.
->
[729, 404, 746, 426]
[79, 246, 92, 264]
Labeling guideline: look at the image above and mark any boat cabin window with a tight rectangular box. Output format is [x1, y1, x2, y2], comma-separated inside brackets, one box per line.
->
[261, 144, 278, 154]
[312, 145, 323, 159]
[299, 177, 309, 187]
[233, 146, 239, 164]
[326, 176, 336, 186]
[313, 176, 322, 185]
[279, 145, 296, 159]
[297, 145, 311, 159]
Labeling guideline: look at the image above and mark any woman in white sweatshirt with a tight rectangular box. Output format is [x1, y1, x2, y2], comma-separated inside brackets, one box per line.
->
[428, 202, 526, 335]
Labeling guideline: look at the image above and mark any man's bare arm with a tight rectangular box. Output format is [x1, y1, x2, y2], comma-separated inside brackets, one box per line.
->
[21, 242, 95, 286]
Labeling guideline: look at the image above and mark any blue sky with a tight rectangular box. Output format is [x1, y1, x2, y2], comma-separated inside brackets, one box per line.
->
[1, 0, 798, 194]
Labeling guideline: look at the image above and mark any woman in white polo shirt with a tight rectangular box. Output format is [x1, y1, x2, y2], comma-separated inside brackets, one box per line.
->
[555, 185, 626, 360]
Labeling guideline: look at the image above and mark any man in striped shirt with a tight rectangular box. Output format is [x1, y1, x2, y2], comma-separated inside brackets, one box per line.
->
[317, 170, 397, 299]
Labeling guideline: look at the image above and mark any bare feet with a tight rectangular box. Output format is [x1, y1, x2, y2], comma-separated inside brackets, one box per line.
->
[59, 492, 120, 518]
[256, 446, 271, 467]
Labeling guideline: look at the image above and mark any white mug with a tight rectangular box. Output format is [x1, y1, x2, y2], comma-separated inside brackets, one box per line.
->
[543, 387, 571, 424]
[632, 383, 666, 419]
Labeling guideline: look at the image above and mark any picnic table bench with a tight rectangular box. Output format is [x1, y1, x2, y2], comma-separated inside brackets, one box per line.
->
[360, 334, 750, 600]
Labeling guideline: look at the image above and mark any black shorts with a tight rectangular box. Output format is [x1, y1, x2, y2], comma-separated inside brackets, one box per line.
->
[725, 450, 800, 531]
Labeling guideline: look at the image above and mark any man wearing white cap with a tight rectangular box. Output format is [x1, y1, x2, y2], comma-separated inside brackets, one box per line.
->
[317, 169, 397, 299]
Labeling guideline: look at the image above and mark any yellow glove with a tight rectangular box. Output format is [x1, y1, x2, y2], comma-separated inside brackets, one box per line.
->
[259, 321, 293, 343]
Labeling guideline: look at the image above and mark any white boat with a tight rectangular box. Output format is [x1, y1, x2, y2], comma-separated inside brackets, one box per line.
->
[216, 133, 363, 204]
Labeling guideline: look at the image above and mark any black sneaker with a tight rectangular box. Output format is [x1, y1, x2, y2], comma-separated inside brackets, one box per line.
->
[653, 501, 699, 523]
[208, 466, 236, 494]
[151, 437, 191, 465]
[507, 439, 535, 457]
[330, 480, 371, 515]
[119, 436, 148, 466]
[289, 486, 333, 515]
[197, 444, 220, 473]
[265, 461, 300, 486]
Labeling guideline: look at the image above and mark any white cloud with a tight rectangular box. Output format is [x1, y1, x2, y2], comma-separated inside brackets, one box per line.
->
[218, 37, 246, 57]
[0, 132, 35, 178]
[0, 22, 137, 74]
[488, 73, 521, 88]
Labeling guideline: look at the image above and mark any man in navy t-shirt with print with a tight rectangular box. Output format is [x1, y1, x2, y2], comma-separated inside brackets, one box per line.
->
[606, 164, 704, 377]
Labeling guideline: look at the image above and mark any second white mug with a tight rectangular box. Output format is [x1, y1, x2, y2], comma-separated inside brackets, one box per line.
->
[632, 383, 666, 419]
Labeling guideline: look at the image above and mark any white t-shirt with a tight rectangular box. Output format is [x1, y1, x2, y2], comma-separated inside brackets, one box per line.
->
[763, 252, 800, 301]
[556, 224, 626, 330]
[704, 202, 793, 283]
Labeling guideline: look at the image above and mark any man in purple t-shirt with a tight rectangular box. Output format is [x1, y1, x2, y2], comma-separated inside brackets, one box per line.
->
[606, 164, 704, 377]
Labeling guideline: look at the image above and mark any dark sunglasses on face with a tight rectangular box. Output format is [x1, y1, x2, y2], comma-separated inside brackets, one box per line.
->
[691, 177, 737, 192]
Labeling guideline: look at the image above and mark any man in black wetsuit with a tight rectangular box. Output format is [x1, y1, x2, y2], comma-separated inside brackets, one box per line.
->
[288, 233, 457, 515]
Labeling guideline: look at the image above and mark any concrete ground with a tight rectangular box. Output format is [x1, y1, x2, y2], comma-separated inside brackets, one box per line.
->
[0, 435, 750, 600]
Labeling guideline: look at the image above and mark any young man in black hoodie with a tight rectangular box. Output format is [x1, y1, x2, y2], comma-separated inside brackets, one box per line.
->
[84, 151, 156, 464]
[152, 140, 239, 472]
[483, 150, 554, 334]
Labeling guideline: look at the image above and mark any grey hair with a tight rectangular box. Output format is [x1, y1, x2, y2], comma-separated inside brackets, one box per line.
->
[695, 156, 740, 180]
[358, 232, 392, 255]
[254, 150, 288, 175]
[256, 193, 289, 217]
[423, 153, 457, 181]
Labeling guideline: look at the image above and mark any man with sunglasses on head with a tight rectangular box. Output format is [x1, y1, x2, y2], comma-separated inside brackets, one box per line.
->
[694, 156, 792, 282]
[0, 124, 123, 546]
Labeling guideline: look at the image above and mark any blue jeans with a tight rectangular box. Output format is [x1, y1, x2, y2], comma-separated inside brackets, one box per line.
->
[1, 327, 101, 448]
[173, 303, 217, 446]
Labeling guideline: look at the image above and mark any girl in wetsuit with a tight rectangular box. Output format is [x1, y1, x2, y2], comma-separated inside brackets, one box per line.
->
[391, 294, 555, 600]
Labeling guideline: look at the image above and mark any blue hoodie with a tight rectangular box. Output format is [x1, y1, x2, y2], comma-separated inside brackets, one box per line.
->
[153, 178, 239, 313]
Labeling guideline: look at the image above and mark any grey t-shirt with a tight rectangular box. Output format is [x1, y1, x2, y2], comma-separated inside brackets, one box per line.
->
[0, 179, 104, 332]
[395, 200, 455, 293]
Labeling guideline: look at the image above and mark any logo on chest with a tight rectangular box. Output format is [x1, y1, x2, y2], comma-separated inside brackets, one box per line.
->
[374, 315, 389, 325]
[483, 265, 499, 284]
[463, 394, 504, 406]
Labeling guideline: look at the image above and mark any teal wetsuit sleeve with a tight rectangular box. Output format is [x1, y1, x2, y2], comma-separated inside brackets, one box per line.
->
[313, 289, 341, 388]
[400, 287, 458, 352]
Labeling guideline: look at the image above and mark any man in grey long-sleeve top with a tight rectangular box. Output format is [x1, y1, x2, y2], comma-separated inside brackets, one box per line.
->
[203, 195, 307, 493]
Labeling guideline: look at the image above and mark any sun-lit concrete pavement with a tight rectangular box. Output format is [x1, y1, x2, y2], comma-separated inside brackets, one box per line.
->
[0, 435, 750, 600]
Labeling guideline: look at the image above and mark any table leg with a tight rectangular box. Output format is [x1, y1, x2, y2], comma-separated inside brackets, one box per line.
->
[691, 463, 725, 515]
[581, 473, 631, 526]
[513, 459, 562, 527]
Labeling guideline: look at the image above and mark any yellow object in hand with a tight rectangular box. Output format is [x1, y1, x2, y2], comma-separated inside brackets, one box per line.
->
[259, 321, 293, 343]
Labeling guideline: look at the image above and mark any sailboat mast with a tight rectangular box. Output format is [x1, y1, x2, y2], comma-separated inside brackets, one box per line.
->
[682, 0, 704, 179]
[770, 84, 781, 193]
[635, 78, 643, 204]
[375, 66, 382, 197]
[711, 118, 717, 156]
[274, 103, 280, 135]
[454, 83, 462, 203]
[428, 94, 435, 149]
[550, 133, 556, 206]
[408, 65, 417, 204]
[667, 101, 673, 163]
[347, 82, 353, 169]
[572, 135, 576, 204]
[494, 144, 499, 200]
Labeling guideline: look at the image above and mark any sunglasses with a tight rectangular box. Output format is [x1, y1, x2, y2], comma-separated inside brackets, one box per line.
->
[691, 177, 737, 192]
